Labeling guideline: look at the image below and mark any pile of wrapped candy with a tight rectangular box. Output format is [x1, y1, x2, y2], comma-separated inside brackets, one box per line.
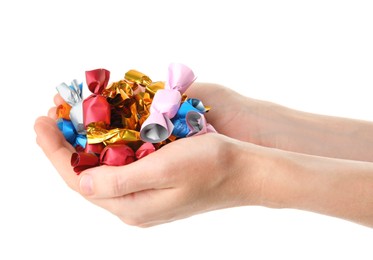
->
[56, 63, 216, 174]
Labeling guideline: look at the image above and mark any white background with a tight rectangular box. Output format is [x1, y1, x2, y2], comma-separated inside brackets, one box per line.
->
[0, 0, 372, 259]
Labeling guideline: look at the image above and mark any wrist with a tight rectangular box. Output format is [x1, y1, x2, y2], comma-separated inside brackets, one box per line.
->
[229, 140, 283, 207]
[236, 142, 310, 209]
[241, 97, 296, 148]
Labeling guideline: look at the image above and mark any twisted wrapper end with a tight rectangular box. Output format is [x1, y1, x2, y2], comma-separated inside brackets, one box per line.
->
[186, 111, 217, 137]
[71, 152, 99, 174]
[166, 63, 196, 93]
[140, 113, 174, 143]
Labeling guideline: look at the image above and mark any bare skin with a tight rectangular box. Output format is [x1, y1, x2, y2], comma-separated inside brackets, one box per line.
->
[34, 83, 373, 227]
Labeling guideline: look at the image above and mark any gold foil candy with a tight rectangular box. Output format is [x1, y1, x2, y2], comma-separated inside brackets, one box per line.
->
[86, 123, 141, 145]
[125, 70, 152, 86]
[145, 81, 165, 97]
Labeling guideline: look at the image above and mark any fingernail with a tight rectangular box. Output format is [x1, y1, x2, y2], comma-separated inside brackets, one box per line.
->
[80, 175, 94, 196]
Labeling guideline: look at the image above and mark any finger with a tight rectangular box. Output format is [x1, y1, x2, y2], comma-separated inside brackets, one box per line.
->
[54, 94, 65, 106]
[34, 116, 79, 191]
[78, 153, 174, 199]
[48, 107, 57, 120]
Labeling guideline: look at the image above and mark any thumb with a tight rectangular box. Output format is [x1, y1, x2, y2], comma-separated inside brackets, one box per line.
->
[78, 156, 172, 199]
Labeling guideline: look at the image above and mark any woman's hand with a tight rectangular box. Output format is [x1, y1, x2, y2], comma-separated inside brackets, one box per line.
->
[188, 83, 373, 162]
[34, 82, 373, 228]
[186, 83, 268, 144]
[35, 115, 263, 227]
[78, 133, 264, 227]
[34, 90, 265, 227]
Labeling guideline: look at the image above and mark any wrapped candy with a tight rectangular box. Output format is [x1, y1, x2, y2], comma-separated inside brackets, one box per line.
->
[135, 142, 156, 160]
[55, 63, 217, 174]
[171, 98, 209, 137]
[56, 80, 87, 148]
[56, 119, 87, 148]
[71, 152, 100, 174]
[186, 111, 216, 136]
[56, 102, 71, 120]
[56, 80, 85, 134]
[83, 69, 111, 127]
[140, 63, 196, 143]
[100, 144, 135, 166]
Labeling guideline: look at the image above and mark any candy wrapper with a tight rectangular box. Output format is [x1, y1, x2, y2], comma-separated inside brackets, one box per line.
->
[56, 63, 217, 174]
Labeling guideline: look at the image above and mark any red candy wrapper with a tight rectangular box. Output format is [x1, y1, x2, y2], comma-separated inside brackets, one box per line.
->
[100, 144, 135, 166]
[71, 152, 100, 175]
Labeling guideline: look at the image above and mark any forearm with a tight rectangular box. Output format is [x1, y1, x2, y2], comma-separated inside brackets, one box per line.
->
[254, 147, 373, 227]
[187, 82, 373, 161]
[250, 99, 373, 162]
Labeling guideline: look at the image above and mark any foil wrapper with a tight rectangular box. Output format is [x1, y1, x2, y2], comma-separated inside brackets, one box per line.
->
[140, 63, 196, 143]
[56, 80, 85, 134]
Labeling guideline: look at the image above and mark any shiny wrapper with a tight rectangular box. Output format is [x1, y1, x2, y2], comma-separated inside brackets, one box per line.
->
[86, 123, 141, 144]
[100, 144, 135, 166]
[56, 102, 71, 120]
[172, 98, 209, 137]
[71, 152, 100, 174]
[56, 80, 85, 134]
[57, 118, 87, 148]
[135, 142, 156, 160]
[84, 69, 111, 126]
[55, 63, 216, 174]
[83, 95, 111, 127]
[140, 63, 196, 143]
[186, 111, 216, 136]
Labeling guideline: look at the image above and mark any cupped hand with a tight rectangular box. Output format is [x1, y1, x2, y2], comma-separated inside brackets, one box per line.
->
[79, 133, 260, 227]
[34, 90, 263, 227]
[35, 118, 261, 227]
[186, 83, 278, 146]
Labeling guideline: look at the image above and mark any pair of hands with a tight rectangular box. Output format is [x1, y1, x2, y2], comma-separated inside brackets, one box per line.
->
[34, 83, 277, 227]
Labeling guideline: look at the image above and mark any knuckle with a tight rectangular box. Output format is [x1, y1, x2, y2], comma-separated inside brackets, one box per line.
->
[110, 173, 124, 197]
[107, 170, 133, 197]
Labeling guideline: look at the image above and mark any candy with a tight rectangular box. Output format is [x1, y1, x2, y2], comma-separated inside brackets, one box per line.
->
[140, 63, 196, 143]
[83, 69, 111, 127]
[55, 63, 216, 174]
[100, 144, 135, 166]
[171, 98, 209, 137]
[56, 80, 85, 134]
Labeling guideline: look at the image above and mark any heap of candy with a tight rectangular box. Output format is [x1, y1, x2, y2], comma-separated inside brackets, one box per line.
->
[56, 63, 216, 174]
